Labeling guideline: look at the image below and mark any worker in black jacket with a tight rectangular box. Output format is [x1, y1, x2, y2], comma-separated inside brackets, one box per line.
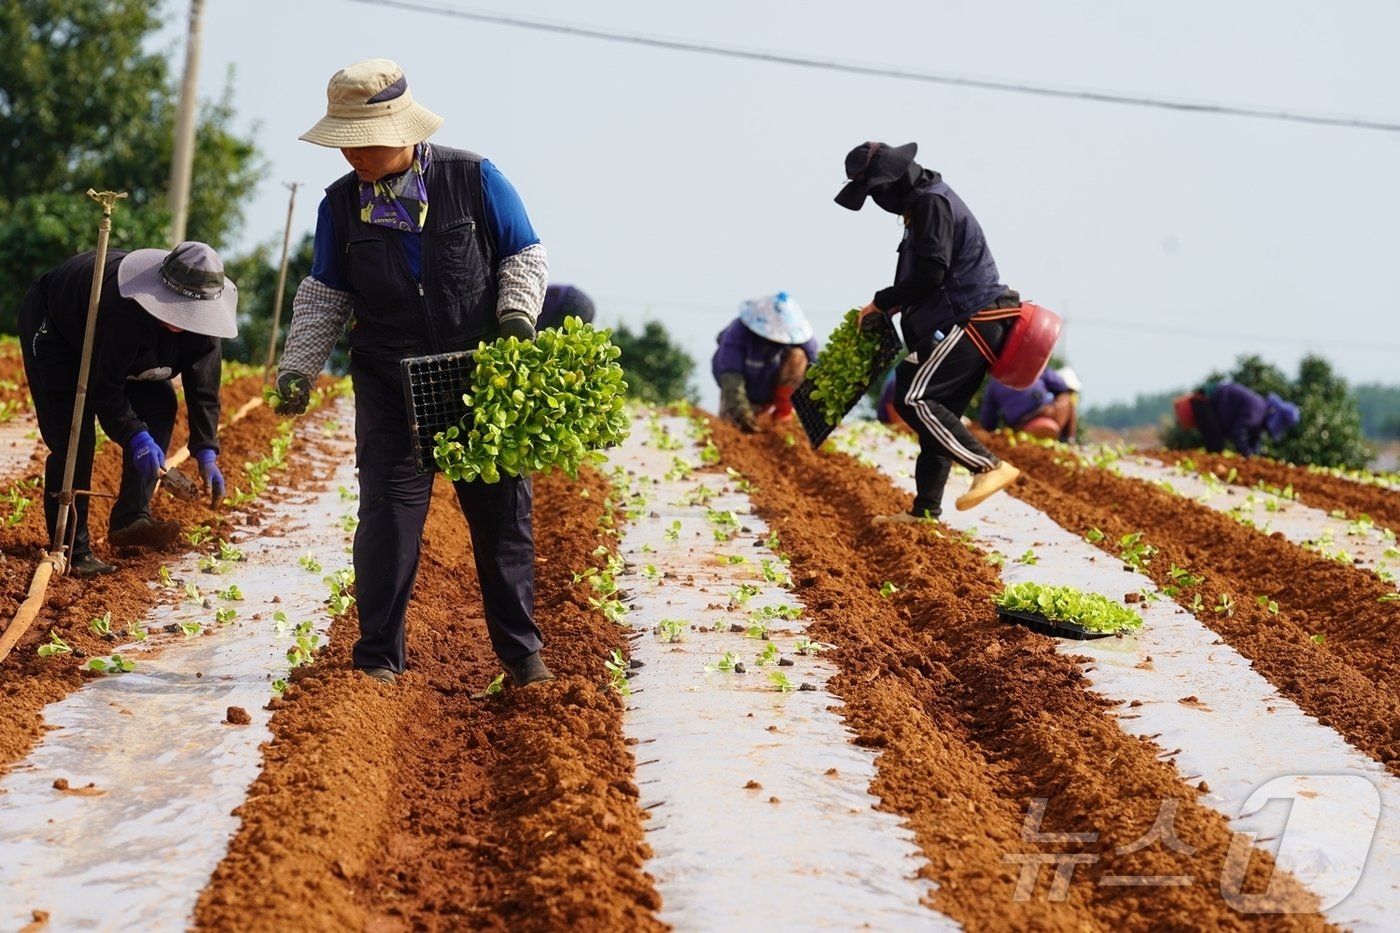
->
[19, 242, 237, 576]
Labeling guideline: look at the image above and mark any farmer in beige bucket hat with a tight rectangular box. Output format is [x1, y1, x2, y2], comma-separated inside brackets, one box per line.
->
[18, 242, 238, 576]
[275, 58, 553, 688]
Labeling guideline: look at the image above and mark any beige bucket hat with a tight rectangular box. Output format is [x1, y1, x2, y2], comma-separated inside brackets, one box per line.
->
[300, 58, 444, 149]
[117, 241, 239, 339]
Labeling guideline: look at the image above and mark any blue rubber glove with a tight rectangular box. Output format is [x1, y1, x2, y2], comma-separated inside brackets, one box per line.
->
[128, 430, 165, 481]
[194, 448, 225, 507]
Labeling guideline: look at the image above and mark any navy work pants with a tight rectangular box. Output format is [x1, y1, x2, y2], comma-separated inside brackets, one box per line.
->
[349, 355, 541, 673]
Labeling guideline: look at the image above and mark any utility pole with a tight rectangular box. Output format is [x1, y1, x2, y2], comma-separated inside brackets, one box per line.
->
[168, 0, 206, 245]
[264, 182, 301, 372]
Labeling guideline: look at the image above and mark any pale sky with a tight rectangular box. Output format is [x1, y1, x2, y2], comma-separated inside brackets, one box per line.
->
[155, 0, 1400, 412]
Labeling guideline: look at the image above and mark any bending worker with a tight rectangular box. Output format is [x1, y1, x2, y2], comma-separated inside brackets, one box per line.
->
[537, 284, 595, 331]
[274, 58, 552, 688]
[839, 140, 1022, 523]
[713, 292, 818, 433]
[979, 367, 1080, 442]
[19, 241, 236, 576]
[1176, 382, 1300, 457]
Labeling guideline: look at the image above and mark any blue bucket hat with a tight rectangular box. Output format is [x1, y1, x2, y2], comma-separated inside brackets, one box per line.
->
[1263, 392, 1301, 439]
[738, 292, 813, 344]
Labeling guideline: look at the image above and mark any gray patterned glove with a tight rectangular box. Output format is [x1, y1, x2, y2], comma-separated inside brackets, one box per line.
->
[499, 311, 536, 343]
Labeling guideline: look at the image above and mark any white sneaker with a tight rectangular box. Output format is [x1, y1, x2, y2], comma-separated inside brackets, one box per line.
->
[955, 461, 1021, 511]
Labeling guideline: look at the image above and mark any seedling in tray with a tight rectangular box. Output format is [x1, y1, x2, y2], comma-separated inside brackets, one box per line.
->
[993, 581, 1143, 638]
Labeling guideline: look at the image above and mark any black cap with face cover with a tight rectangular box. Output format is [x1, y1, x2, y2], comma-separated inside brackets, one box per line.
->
[834, 141, 918, 210]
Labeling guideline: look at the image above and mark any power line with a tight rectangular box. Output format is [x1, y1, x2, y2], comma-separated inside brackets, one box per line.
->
[341, 0, 1400, 133]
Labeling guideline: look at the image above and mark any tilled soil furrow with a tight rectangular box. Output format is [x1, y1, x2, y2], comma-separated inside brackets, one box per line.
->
[714, 420, 1330, 932]
[990, 436, 1400, 776]
[1153, 448, 1400, 532]
[195, 465, 661, 932]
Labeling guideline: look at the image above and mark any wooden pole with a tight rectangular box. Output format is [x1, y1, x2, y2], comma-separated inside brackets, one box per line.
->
[264, 181, 300, 374]
[168, 0, 205, 245]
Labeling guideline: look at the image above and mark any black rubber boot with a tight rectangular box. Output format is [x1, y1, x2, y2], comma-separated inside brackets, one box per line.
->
[71, 553, 117, 578]
[503, 651, 554, 687]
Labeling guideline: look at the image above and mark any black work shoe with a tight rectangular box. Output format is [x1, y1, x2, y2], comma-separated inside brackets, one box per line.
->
[503, 651, 554, 687]
[71, 553, 117, 578]
[109, 517, 183, 549]
[360, 667, 398, 684]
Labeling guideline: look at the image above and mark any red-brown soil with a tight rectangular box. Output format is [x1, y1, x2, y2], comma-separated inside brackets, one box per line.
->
[3, 337, 1386, 929]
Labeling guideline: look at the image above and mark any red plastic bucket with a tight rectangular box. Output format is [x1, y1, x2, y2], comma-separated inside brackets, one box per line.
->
[989, 302, 1062, 390]
[1173, 394, 1197, 429]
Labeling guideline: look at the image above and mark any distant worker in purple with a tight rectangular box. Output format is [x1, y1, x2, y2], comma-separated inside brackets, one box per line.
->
[537, 284, 595, 331]
[1174, 382, 1300, 457]
[712, 292, 818, 433]
[979, 367, 1080, 442]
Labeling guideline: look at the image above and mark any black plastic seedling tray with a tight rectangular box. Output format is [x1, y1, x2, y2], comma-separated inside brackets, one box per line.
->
[997, 608, 1116, 641]
[401, 350, 476, 474]
[793, 314, 905, 448]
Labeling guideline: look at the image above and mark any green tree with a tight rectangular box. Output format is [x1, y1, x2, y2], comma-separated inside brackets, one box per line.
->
[609, 321, 697, 405]
[0, 0, 263, 332]
[1161, 354, 1371, 468]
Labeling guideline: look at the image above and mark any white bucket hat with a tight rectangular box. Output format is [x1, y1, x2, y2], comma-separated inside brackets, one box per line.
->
[300, 58, 444, 149]
[117, 241, 239, 339]
[738, 292, 814, 344]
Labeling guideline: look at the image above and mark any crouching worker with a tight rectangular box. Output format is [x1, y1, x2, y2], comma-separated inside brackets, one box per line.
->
[19, 242, 237, 577]
[979, 367, 1080, 442]
[712, 292, 818, 432]
[1175, 382, 1300, 457]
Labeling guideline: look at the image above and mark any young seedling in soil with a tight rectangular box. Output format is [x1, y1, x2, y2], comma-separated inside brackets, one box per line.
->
[641, 563, 662, 581]
[271, 679, 287, 696]
[1213, 593, 1236, 617]
[1310, 633, 1327, 645]
[218, 584, 245, 601]
[338, 485, 358, 501]
[793, 637, 830, 656]
[158, 565, 176, 587]
[198, 556, 223, 575]
[768, 671, 795, 693]
[1016, 548, 1039, 566]
[186, 524, 213, 547]
[745, 621, 769, 640]
[180, 621, 202, 638]
[1084, 527, 1105, 544]
[87, 655, 135, 674]
[37, 632, 72, 658]
[879, 581, 899, 598]
[1255, 595, 1280, 615]
[215, 608, 237, 625]
[755, 642, 780, 666]
[481, 672, 506, 696]
[726, 467, 752, 493]
[1118, 531, 1156, 570]
[89, 612, 114, 639]
[985, 551, 1006, 568]
[657, 620, 686, 643]
[604, 650, 632, 695]
[706, 651, 742, 674]
[217, 540, 246, 562]
[728, 583, 760, 609]
[125, 621, 148, 643]
[664, 520, 681, 541]
[760, 559, 790, 587]
[184, 582, 202, 604]
[588, 596, 628, 626]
